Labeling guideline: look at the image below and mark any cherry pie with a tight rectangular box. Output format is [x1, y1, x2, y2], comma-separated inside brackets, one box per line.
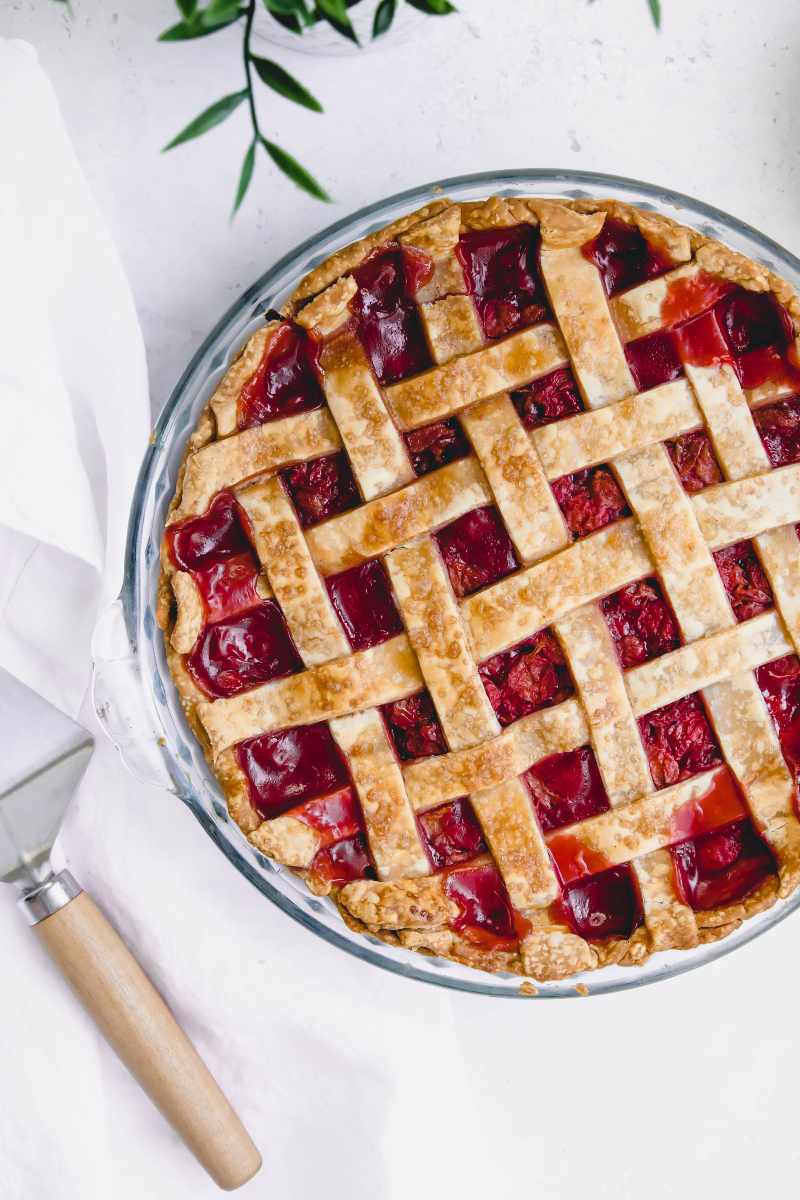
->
[159, 195, 800, 984]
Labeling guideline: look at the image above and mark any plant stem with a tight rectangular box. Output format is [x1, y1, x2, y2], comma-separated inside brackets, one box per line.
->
[242, 0, 260, 141]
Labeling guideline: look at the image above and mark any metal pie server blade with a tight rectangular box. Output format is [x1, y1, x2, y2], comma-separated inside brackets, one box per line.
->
[0, 739, 93, 890]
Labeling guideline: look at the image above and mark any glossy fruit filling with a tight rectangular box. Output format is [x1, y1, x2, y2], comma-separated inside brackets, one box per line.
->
[445, 863, 529, 949]
[713, 540, 774, 621]
[601, 578, 681, 669]
[190, 554, 261, 625]
[551, 466, 629, 539]
[638, 694, 723, 789]
[326, 559, 403, 651]
[625, 329, 683, 392]
[309, 835, 375, 888]
[281, 452, 360, 529]
[404, 419, 470, 476]
[558, 865, 644, 940]
[186, 600, 302, 699]
[583, 217, 672, 297]
[293, 785, 363, 845]
[511, 367, 585, 430]
[381, 691, 447, 761]
[660, 272, 733, 330]
[671, 818, 775, 911]
[236, 722, 351, 819]
[756, 654, 800, 784]
[435, 506, 518, 597]
[478, 629, 573, 727]
[753, 396, 800, 467]
[237, 322, 324, 430]
[673, 309, 731, 368]
[668, 766, 747, 842]
[545, 831, 612, 885]
[351, 246, 433, 384]
[418, 797, 487, 870]
[167, 491, 252, 572]
[524, 746, 610, 833]
[457, 225, 550, 338]
[717, 289, 794, 357]
[665, 430, 723, 493]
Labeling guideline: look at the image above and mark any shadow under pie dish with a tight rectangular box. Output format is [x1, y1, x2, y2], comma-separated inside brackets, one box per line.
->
[158, 192, 800, 984]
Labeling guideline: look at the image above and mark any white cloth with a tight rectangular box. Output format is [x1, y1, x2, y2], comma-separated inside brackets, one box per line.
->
[2, 36, 800, 1200]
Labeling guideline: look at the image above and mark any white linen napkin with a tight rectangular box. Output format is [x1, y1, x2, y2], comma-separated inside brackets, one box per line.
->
[0, 38, 149, 717]
[0, 42, 478, 1200]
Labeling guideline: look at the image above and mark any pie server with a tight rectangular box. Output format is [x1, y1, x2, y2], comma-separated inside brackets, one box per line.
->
[0, 737, 261, 1191]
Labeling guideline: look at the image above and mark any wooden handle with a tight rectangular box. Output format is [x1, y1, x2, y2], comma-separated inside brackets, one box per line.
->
[34, 890, 262, 1191]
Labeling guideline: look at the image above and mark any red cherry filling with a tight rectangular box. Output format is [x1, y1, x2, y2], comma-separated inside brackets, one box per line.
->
[665, 430, 723, 493]
[638, 694, 723, 789]
[753, 397, 800, 467]
[511, 367, 585, 430]
[457, 225, 550, 338]
[237, 322, 324, 430]
[673, 309, 731, 369]
[601, 578, 681, 669]
[551, 466, 629, 540]
[669, 766, 747, 844]
[671, 819, 776, 911]
[418, 798, 487, 870]
[435, 506, 518, 597]
[546, 832, 613, 885]
[293, 784, 363, 845]
[717, 289, 794, 357]
[351, 246, 433, 384]
[326, 559, 403, 652]
[236, 722, 351, 819]
[524, 746, 610, 833]
[309, 835, 375, 887]
[558, 865, 643, 940]
[660, 271, 733, 328]
[756, 654, 800, 785]
[625, 329, 683, 392]
[404, 419, 470, 476]
[583, 217, 672, 297]
[281, 452, 360, 529]
[713, 540, 773, 621]
[479, 629, 573, 727]
[706, 288, 799, 391]
[186, 600, 301, 699]
[381, 691, 447, 762]
[445, 863, 528, 949]
[167, 491, 252, 572]
[191, 554, 261, 625]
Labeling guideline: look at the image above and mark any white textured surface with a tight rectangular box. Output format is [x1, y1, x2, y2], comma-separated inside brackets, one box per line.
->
[2, 2, 800, 1198]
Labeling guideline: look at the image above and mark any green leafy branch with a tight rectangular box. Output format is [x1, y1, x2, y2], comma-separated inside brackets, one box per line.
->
[159, 0, 455, 216]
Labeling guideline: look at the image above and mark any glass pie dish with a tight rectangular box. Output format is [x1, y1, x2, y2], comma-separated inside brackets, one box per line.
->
[92, 168, 800, 998]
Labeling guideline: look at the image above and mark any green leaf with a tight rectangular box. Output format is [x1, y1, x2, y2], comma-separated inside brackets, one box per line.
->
[260, 137, 331, 201]
[406, 0, 456, 13]
[232, 141, 257, 217]
[159, 12, 243, 39]
[647, 0, 661, 28]
[263, 0, 311, 15]
[162, 90, 248, 150]
[314, 0, 359, 44]
[372, 0, 396, 37]
[250, 56, 323, 111]
[176, 0, 197, 17]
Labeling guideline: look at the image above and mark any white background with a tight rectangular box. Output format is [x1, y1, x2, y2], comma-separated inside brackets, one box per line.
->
[2, 1, 800, 1198]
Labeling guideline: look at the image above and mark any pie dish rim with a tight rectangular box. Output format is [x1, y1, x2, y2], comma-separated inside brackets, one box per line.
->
[104, 167, 800, 998]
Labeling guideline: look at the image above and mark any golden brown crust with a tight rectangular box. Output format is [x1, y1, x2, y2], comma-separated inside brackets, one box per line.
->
[160, 192, 800, 984]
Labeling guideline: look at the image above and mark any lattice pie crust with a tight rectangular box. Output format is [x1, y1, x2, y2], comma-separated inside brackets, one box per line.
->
[159, 195, 800, 983]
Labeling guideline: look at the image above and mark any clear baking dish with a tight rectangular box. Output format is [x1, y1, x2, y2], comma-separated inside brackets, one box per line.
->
[92, 168, 800, 998]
